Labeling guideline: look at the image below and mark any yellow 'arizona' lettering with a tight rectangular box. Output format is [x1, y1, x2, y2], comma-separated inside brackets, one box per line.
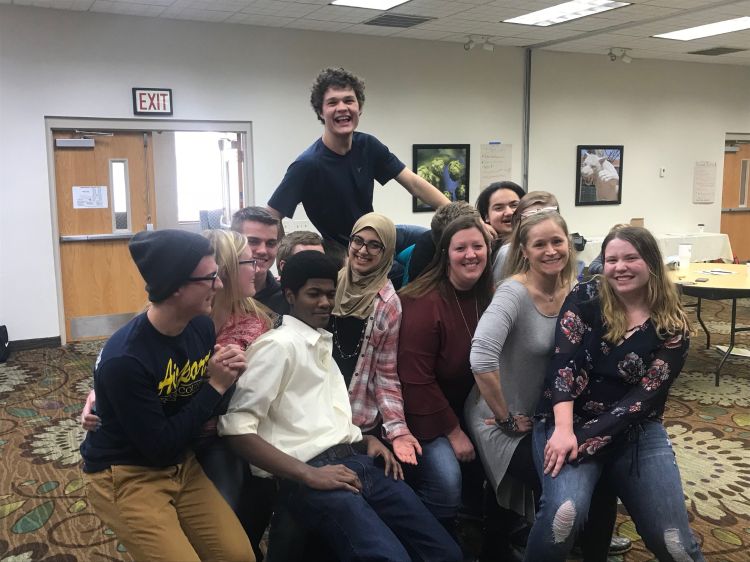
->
[157, 351, 211, 397]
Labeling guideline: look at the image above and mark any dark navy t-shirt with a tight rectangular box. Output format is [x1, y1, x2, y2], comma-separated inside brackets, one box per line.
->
[80, 312, 223, 472]
[269, 132, 405, 247]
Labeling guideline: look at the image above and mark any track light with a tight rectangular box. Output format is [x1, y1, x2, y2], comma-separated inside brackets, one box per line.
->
[482, 38, 495, 52]
[464, 38, 475, 51]
[608, 47, 633, 63]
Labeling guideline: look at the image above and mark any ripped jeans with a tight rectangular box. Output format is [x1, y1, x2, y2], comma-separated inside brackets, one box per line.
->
[524, 419, 705, 562]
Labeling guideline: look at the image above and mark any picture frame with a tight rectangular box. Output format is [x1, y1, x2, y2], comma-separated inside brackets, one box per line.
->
[575, 145, 623, 206]
[412, 144, 470, 212]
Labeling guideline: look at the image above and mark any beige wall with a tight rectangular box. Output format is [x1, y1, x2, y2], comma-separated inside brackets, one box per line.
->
[1, 3, 747, 340]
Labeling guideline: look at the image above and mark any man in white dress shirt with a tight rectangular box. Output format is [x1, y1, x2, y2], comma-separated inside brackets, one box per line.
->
[219, 250, 461, 562]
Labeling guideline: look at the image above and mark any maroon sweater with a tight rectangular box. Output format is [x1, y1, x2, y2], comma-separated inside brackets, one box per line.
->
[398, 287, 479, 440]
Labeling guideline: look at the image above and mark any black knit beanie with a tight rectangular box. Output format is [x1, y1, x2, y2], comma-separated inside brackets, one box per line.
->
[129, 229, 213, 302]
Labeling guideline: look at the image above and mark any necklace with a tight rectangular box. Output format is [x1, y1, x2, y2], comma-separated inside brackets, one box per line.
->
[453, 287, 479, 338]
[331, 316, 368, 359]
[524, 273, 558, 302]
[625, 321, 646, 333]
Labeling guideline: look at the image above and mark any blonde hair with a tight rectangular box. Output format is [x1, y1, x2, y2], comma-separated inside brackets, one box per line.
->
[502, 210, 577, 287]
[598, 226, 690, 343]
[202, 229, 272, 330]
[510, 190, 559, 230]
[399, 216, 494, 312]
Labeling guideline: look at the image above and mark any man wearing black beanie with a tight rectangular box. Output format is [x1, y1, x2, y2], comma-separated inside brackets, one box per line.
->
[80, 229, 255, 562]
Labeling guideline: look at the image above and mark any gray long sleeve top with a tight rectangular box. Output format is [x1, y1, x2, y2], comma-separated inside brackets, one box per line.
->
[466, 279, 557, 508]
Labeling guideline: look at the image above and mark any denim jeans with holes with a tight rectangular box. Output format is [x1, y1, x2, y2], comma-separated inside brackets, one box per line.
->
[524, 419, 705, 562]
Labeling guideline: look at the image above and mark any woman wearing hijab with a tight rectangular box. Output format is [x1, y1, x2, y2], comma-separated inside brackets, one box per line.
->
[332, 212, 421, 464]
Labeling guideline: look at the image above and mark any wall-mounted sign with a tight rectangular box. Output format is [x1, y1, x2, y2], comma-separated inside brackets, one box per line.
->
[73, 186, 108, 209]
[132, 87, 173, 116]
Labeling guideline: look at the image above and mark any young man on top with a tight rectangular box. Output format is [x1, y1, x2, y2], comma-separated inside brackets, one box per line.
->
[267, 67, 451, 249]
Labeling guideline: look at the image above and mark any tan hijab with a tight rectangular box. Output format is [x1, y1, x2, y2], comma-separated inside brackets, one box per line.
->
[333, 212, 396, 319]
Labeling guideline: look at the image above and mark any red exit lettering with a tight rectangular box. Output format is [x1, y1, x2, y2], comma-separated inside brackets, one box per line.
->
[133, 88, 172, 115]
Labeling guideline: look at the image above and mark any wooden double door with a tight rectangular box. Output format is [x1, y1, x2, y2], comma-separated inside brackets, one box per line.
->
[54, 130, 156, 341]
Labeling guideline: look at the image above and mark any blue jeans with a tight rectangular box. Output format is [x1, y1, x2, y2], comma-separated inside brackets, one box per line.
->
[406, 436, 462, 522]
[524, 419, 705, 562]
[280, 450, 461, 562]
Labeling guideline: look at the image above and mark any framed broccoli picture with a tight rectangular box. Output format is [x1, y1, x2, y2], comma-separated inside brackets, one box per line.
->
[412, 144, 470, 212]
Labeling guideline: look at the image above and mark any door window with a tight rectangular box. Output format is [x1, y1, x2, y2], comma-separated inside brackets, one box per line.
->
[175, 131, 242, 224]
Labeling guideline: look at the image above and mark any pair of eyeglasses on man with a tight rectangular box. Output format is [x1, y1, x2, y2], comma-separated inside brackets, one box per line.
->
[349, 235, 385, 255]
[238, 259, 258, 270]
[187, 270, 219, 288]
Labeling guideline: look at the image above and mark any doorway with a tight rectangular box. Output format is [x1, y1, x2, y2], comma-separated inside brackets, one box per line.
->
[47, 118, 253, 342]
[721, 136, 750, 263]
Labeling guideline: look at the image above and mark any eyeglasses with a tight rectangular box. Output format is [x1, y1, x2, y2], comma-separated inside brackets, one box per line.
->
[186, 270, 219, 289]
[349, 235, 385, 255]
[238, 259, 258, 270]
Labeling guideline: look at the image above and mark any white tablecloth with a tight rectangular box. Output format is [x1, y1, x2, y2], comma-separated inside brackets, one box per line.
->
[578, 232, 734, 266]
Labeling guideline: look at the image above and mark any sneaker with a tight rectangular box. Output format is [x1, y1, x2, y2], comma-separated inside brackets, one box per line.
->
[571, 535, 632, 556]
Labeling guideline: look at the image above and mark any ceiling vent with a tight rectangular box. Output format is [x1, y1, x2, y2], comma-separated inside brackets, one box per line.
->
[364, 14, 432, 28]
[688, 47, 747, 56]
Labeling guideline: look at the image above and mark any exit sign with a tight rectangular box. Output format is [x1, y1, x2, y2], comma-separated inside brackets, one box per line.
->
[132, 88, 173, 115]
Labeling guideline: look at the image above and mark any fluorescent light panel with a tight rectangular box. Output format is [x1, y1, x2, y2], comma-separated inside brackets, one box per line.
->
[331, 0, 410, 10]
[504, 0, 630, 27]
[654, 17, 750, 41]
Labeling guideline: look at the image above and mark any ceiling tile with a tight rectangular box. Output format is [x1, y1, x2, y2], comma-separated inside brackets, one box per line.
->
[225, 12, 296, 26]
[9, 0, 750, 68]
[90, 1, 166, 16]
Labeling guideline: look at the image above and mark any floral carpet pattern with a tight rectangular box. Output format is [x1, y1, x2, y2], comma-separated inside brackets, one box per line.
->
[1, 300, 750, 561]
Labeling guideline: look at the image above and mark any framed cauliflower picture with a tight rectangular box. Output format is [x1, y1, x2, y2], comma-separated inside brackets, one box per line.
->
[575, 145, 623, 206]
[412, 144, 470, 212]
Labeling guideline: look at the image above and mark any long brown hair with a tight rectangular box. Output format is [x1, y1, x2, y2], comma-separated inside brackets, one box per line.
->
[598, 226, 690, 343]
[399, 216, 494, 312]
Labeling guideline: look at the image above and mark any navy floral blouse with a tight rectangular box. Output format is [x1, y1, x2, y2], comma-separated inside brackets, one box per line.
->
[537, 279, 689, 460]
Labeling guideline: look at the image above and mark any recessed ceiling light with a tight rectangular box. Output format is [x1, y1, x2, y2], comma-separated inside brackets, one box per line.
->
[504, 0, 630, 27]
[331, 0, 411, 10]
[654, 17, 750, 41]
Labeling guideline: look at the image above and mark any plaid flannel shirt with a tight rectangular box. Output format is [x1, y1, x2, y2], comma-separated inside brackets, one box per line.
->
[348, 281, 411, 441]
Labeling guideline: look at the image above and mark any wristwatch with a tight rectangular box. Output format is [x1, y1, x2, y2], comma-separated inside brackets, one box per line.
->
[495, 414, 518, 432]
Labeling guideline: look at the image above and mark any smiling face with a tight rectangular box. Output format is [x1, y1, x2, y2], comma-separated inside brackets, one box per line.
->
[237, 220, 279, 281]
[603, 238, 650, 298]
[286, 278, 337, 330]
[487, 188, 521, 239]
[522, 218, 569, 277]
[320, 86, 360, 139]
[179, 255, 223, 317]
[348, 227, 384, 276]
[446, 227, 488, 291]
[237, 245, 257, 298]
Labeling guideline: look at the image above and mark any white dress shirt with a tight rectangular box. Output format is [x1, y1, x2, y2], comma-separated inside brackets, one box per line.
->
[218, 315, 362, 477]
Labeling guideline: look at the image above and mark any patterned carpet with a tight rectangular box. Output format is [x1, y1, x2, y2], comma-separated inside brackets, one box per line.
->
[1, 300, 750, 561]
